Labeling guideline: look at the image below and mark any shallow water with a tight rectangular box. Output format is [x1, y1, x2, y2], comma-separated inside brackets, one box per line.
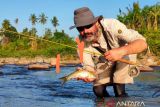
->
[0, 64, 159, 107]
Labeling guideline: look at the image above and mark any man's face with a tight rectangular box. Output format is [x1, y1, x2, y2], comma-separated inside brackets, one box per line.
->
[77, 22, 99, 42]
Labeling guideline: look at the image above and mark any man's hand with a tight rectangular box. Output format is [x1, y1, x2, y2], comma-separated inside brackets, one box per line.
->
[77, 77, 95, 82]
[76, 67, 97, 82]
[104, 48, 126, 61]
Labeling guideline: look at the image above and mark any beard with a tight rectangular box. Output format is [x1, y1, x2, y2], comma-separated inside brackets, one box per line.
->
[84, 29, 101, 43]
[84, 34, 96, 42]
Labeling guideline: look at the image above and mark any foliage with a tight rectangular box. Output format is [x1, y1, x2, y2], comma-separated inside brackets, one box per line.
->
[117, 2, 160, 57]
[0, 2, 159, 59]
[38, 13, 48, 25]
[51, 16, 59, 32]
[29, 14, 38, 26]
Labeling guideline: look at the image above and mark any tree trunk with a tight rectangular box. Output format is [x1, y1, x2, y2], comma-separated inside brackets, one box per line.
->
[31, 37, 37, 50]
[147, 18, 151, 31]
[153, 15, 158, 31]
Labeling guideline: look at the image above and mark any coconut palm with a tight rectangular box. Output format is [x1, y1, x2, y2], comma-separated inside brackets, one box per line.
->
[29, 14, 38, 50]
[38, 13, 48, 36]
[150, 4, 160, 31]
[132, 2, 142, 29]
[29, 14, 38, 36]
[39, 13, 47, 25]
[51, 16, 59, 32]
[29, 14, 37, 26]
[14, 18, 20, 39]
[14, 18, 19, 26]
[29, 27, 37, 50]
[142, 6, 152, 30]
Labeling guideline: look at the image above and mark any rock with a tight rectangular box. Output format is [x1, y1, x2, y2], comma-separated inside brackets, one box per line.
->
[139, 66, 154, 72]
[28, 63, 50, 70]
[138, 54, 160, 66]
[16, 58, 30, 65]
[35, 56, 44, 63]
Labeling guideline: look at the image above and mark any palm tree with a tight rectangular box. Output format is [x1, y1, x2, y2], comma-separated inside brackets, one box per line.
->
[38, 13, 48, 36]
[150, 4, 160, 31]
[51, 16, 59, 32]
[39, 13, 47, 25]
[29, 14, 38, 50]
[14, 18, 20, 39]
[132, 2, 142, 29]
[30, 27, 37, 50]
[29, 14, 37, 27]
[142, 6, 152, 30]
[14, 18, 19, 31]
[14, 18, 19, 27]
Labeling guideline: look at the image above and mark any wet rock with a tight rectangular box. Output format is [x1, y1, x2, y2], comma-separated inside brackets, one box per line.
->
[28, 63, 50, 70]
[138, 54, 160, 66]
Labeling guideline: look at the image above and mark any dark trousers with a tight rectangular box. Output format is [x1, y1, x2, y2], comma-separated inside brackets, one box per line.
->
[93, 83, 128, 98]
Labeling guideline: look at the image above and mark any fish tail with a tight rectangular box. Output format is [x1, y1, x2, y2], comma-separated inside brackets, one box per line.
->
[59, 76, 68, 85]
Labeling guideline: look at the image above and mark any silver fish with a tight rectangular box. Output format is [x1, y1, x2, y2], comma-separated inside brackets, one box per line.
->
[59, 69, 97, 85]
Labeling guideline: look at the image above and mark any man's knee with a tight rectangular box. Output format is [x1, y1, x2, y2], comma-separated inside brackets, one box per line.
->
[93, 84, 110, 98]
[113, 83, 128, 97]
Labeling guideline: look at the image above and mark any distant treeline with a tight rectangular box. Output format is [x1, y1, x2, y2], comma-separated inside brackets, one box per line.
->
[117, 2, 160, 57]
[0, 14, 77, 59]
[0, 2, 160, 58]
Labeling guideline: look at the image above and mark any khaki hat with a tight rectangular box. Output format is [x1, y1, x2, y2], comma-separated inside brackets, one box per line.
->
[70, 7, 101, 30]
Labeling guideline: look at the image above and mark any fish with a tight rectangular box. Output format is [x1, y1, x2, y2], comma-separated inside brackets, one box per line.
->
[59, 68, 97, 85]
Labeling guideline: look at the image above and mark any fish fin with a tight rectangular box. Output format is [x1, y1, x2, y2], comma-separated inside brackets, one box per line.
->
[59, 76, 68, 85]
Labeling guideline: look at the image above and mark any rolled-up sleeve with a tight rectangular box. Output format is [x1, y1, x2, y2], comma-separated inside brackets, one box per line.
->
[111, 19, 146, 43]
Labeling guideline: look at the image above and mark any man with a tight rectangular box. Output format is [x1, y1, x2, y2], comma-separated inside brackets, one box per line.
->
[70, 7, 147, 98]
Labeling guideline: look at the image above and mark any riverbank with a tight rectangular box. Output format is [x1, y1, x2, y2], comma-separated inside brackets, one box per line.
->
[0, 54, 159, 66]
[0, 57, 80, 66]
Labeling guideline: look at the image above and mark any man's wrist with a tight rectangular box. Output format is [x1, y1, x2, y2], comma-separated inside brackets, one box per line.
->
[119, 47, 128, 56]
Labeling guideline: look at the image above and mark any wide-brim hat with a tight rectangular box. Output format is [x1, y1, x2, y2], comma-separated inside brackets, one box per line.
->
[70, 7, 101, 30]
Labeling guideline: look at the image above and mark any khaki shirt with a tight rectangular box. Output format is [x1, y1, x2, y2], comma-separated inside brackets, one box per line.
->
[82, 18, 146, 86]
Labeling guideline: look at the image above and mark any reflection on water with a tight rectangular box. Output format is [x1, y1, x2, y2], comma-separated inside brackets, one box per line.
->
[0, 64, 159, 107]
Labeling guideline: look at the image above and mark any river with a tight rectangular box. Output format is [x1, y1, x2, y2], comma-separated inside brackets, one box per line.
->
[0, 64, 159, 107]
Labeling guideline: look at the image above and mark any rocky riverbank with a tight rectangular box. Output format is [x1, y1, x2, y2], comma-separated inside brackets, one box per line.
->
[0, 54, 159, 66]
[137, 54, 160, 66]
[0, 57, 80, 66]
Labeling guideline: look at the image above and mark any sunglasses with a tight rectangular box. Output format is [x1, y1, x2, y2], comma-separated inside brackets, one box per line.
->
[77, 23, 94, 32]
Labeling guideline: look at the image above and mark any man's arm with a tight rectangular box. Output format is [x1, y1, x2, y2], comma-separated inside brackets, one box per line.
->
[104, 19, 147, 61]
[104, 39, 147, 61]
[119, 39, 147, 56]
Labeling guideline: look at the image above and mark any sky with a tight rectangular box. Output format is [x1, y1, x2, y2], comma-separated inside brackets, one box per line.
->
[0, 0, 159, 37]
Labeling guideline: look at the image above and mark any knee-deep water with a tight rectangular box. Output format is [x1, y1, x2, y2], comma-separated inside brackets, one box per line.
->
[0, 64, 159, 107]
